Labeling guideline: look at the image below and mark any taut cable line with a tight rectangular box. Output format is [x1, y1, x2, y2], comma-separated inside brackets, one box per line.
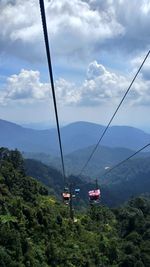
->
[79, 50, 150, 176]
[103, 143, 150, 177]
[39, 0, 66, 184]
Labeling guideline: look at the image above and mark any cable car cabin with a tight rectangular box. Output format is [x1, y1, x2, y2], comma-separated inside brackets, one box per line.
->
[62, 192, 70, 205]
[88, 189, 100, 203]
[75, 188, 80, 194]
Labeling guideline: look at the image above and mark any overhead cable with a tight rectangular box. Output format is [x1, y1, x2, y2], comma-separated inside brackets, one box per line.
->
[79, 50, 150, 176]
[39, 0, 66, 183]
[103, 143, 150, 176]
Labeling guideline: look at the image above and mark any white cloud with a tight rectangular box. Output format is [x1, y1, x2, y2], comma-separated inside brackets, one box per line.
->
[1, 0, 150, 73]
[1, 69, 50, 104]
[131, 51, 150, 81]
[0, 0, 124, 62]
[0, 0, 150, 70]
[79, 61, 128, 105]
[112, 0, 150, 51]
[0, 69, 81, 106]
[82, 60, 150, 106]
[1, 59, 150, 107]
[55, 78, 80, 105]
[86, 0, 150, 56]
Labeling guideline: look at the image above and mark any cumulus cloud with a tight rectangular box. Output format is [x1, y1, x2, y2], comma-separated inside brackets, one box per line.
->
[81, 60, 150, 106]
[0, 69, 50, 104]
[80, 61, 128, 105]
[1, 59, 150, 106]
[0, 0, 124, 62]
[88, 0, 150, 53]
[113, 0, 150, 51]
[55, 78, 80, 105]
[131, 51, 150, 81]
[1, 0, 150, 68]
[0, 69, 81, 106]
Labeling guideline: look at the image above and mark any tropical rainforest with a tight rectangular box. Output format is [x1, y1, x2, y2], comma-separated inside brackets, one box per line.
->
[0, 147, 150, 266]
[24, 157, 150, 207]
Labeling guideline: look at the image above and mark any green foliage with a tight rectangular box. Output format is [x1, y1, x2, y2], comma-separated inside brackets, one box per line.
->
[0, 148, 150, 266]
[24, 154, 150, 208]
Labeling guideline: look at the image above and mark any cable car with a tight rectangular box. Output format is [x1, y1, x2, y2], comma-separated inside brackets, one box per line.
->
[62, 187, 70, 205]
[73, 188, 80, 199]
[62, 192, 70, 204]
[88, 179, 101, 203]
[75, 188, 80, 194]
[88, 189, 100, 202]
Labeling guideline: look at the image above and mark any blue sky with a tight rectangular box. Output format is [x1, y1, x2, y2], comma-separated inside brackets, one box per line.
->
[0, 0, 150, 131]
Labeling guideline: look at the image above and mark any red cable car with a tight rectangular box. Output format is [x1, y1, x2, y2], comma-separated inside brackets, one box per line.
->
[88, 179, 101, 203]
[62, 187, 70, 205]
[88, 189, 100, 202]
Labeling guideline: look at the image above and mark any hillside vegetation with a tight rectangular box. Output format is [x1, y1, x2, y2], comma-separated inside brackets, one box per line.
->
[0, 148, 150, 266]
[24, 155, 150, 207]
[23, 145, 150, 178]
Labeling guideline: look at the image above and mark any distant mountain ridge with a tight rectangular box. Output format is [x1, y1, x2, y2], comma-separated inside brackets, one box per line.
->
[103, 157, 150, 204]
[23, 145, 150, 179]
[0, 119, 150, 155]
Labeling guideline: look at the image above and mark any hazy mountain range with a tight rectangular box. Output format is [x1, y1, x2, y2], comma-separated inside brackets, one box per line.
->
[0, 119, 150, 156]
[0, 118, 150, 206]
[23, 145, 150, 178]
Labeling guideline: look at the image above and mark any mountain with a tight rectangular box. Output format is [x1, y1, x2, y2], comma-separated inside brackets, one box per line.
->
[63, 145, 150, 177]
[24, 154, 150, 207]
[102, 157, 150, 204]
[23, 145, 150, 178]
[0, 119, 150, 156]
[0, 120, 105, 155]
[24, 158, 64, 199]
[0, 119, 58, 154]
[62, 121, 150, 152]
[24, 158, 119, 207]
[1, 147, 150, 266]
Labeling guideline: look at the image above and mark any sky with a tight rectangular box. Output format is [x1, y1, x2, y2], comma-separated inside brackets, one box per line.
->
[0, 0, 150, 131]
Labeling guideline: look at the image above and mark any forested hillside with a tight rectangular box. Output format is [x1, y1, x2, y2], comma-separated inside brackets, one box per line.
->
[24, 156, 150, 207]
[0, 148, 150, 266]
[24, 158, 119, 207]
[103, 157, 150, 204]
[23, 145, 150, 178]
